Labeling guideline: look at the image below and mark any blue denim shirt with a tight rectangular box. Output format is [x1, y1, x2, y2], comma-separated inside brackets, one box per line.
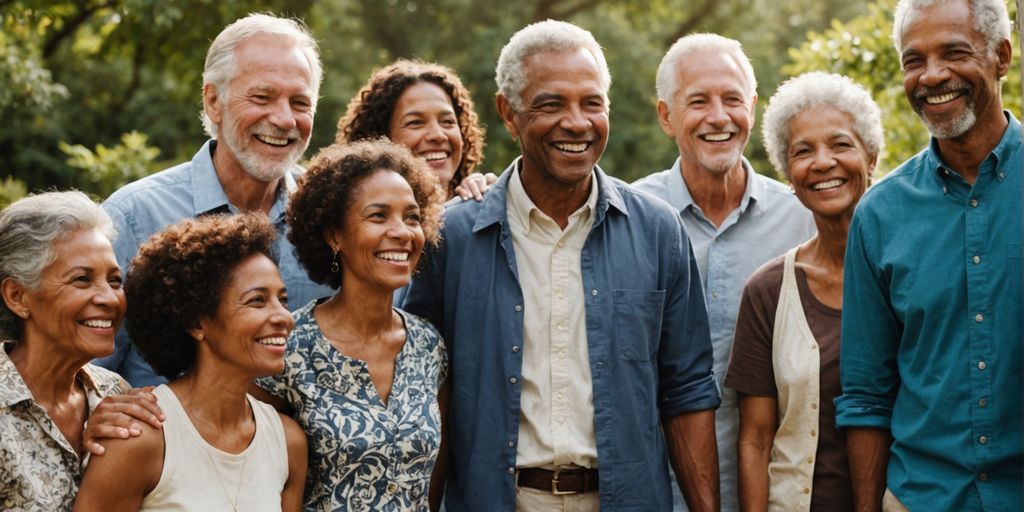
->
[94, 140, 334, 386]
[837, 112, 1022, 511]
[403, 161, 720, 511]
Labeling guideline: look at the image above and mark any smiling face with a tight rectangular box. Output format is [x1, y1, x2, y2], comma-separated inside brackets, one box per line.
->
[16, 229, 126, 361]
[658, 50, 756, 177]
[331, 170, 426, 295]
[498, 48, 609, 187]
[207, 33, 315, 182]
[786, 106, 874, 220]
[899, 0, 1009, 140]
[197, 253, 294, 377]
[388, 81, 465, 191]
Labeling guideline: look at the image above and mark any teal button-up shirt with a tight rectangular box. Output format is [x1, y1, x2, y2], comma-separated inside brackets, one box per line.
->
[836, 112, 1022, 511]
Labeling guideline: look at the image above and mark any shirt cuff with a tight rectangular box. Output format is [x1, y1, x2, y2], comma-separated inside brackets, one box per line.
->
[659, 373, 721, 418]
[834, 394, 893, 429]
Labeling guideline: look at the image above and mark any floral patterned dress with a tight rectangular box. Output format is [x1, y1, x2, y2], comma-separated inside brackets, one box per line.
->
[256, 301, 447, 511]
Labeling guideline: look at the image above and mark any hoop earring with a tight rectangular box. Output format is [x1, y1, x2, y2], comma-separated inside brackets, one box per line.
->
[330, 250, 339, 273]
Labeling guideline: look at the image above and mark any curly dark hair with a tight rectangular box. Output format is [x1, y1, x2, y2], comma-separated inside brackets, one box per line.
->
[125, 213, 277, 379]
[288, 139, 445, 289]
[335, 59, 485, 197]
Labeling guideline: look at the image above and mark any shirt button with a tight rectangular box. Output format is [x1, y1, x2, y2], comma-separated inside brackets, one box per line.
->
[803, 488, 810, 494]
[509, 467, 515, 474]
[978, 361, 987, 370]
[973, 255, 981, 264]
[557, 392, 564, 399]
[387, 482, 398, 493]
[591, 289, 598, 296]
[509, 376, 518, 384]
[942, 186, 948, 194]
[806, 456, 814, 464]
[979, 472, 988, 481]
[712, 292, 719, 299]
[975, 313, 984, 323]
[810, 430, 816, 437]
[979, 435, 988, 445]
[811, 403, 818, 410]
[557, 241, 565, 248]
[514, 305, 523, 312]
[557, 290, 566, 299]
[512, 345, 520, 353]
[979, 398, 987, 407]
[970, 199, 978, 207]
[998, 172, 1005, 179]
[508, 441, 516, 448]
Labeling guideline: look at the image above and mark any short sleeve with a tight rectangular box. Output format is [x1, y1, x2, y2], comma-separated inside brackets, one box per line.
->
[725, 257, 784, 398]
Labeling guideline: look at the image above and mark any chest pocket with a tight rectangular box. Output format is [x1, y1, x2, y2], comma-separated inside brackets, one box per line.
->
[613, 289, 666, 361]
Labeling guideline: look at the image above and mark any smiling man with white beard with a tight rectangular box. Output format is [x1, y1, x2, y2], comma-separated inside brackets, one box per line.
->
[632, 34, 816, 512]
[836, 0, 1022, 510]
[95, 14, 334, 387]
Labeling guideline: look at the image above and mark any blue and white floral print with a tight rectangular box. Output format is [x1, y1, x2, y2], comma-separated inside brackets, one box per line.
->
[256, 301, 447, 511]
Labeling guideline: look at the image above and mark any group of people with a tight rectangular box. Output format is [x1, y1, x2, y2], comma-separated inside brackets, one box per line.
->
[0, 0, 1019, 510]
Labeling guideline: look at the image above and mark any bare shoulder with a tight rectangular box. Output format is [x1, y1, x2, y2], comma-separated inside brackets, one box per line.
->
[92, 420, 165, 470]
[278, 413, 307, 452]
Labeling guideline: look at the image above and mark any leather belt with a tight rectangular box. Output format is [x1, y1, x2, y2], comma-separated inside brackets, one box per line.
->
[517, 467, 599, 495]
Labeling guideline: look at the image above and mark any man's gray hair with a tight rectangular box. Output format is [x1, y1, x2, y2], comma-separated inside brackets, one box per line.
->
[201, 13, 322, 138]
[893, 0, 1011, 53]
[0, 191, 115, 340]
[656, 33, 757, 106]
[495, 19, 611, 112]
[762, 72, 884, 177]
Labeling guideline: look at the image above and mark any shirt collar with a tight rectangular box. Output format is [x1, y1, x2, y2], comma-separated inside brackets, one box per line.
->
[667, 157, 764, 215]
[191, 139, 296, 221]
[0, 342, 105, 408]
[925, 110, 1022, 183]
[473, 157, 624, 233]
[507, 163, 599, 235]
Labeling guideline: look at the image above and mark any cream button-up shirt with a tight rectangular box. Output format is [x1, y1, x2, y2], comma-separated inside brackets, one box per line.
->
[507, 168, 599, 469]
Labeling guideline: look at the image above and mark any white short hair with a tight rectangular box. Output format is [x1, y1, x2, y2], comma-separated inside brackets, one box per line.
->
[495, 19, 611, 112]
[893, 0, 1011, 53]
[656, 33, 757, 106]
[762, 72, 884, 177]
[201, 13, 322, 138]
[0, 191, 115, 339]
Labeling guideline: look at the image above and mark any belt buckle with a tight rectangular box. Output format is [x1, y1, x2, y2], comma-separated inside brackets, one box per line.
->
[551, 467, 577, 495]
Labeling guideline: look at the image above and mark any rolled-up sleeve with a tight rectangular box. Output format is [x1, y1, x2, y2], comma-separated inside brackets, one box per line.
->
[835, 210, 900, 429]
[658, 216, 720, 418]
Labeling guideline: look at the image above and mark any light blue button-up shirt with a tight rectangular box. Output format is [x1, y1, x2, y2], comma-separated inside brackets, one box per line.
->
[633, 159, 815, 512]
[94, 140, 334, 386]
[404, 161, 720, 511]
[837, 112, 1022, 511]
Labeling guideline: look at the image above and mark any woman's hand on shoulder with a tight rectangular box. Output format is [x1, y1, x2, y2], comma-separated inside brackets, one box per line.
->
[454, 172, 498, 201]
[83, 386, 165, 456]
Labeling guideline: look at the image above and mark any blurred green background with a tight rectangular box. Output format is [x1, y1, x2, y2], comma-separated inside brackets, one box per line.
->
[1, 0, 1020, 206]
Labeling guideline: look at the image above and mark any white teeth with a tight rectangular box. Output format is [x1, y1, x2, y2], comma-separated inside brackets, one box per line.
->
[421, 151, 448, 161]
[377, 252, 409, 262]
[925, 92, 960, 105]
[257, 337, 286, 346]
[553, 142, 587, 152]
[811, 179, 845, 191]
[83, 319, 112, 328]
[256, 134, 289, 146]
[701, 133, 731, 142]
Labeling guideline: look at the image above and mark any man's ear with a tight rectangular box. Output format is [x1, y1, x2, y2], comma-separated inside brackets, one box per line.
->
[203, 83, 224, 127]
[656, 100, 674, 137]
[496, 94, 520, 141]
[994, 38, 1012, 78]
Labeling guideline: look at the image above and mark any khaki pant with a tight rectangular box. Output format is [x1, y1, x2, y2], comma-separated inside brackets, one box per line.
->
[515, 485, 599, 512]
[882, 488, 910, 512]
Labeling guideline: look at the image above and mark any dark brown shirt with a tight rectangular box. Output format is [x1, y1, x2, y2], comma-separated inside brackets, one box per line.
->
[725, 255, 852, 511]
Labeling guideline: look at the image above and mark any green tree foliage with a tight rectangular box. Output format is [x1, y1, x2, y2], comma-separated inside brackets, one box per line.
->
[0, 176, 28, 208]
[783, 0, 1021, 174]
[59, 131, 160, 197]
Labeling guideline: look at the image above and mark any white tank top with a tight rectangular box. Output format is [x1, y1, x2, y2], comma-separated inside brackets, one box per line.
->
[141, 384, 289, 512]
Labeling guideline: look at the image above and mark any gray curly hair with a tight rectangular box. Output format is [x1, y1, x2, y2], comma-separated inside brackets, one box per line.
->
[201, 13, 322, 138]
[495, 19, 611, 112]
[893, 0, 1011, 54]
[762, 72, 884, 177]
[656, 33, 757, 106]
[0, 191, 115, 340]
